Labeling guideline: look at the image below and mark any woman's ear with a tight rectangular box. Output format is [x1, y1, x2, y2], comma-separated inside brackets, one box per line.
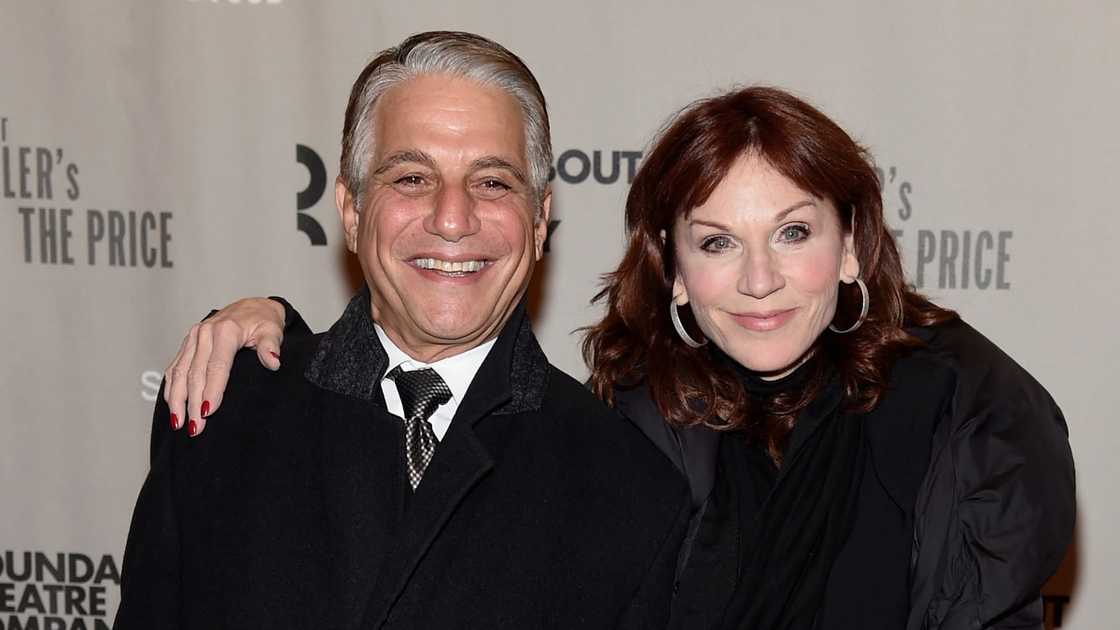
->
[663, 229, 689, 304]
[840, 231, 861, 283]
[840, 210, 860, 283]
[672, 273, 689, 305]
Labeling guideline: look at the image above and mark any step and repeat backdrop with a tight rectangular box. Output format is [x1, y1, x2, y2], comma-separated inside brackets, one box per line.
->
[2, 1, 1115, 628]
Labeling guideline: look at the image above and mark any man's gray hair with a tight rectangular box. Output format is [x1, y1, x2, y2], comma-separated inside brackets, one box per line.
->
[340, 31, 552, 212]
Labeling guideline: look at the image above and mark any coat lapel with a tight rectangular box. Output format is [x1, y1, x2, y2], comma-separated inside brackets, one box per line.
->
[360, 420, 495, 628]
[362, 303, 550, 628]
[316, 389, 407, 626]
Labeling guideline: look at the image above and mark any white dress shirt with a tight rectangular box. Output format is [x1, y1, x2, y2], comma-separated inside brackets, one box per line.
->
[374, 324, 497, 440]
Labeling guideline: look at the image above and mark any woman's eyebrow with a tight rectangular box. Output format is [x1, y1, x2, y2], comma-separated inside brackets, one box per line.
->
[774, 199, 816, 222]
[688, 200, 816, 230]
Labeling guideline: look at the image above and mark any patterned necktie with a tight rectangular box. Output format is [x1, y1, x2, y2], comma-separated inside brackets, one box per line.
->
[386, 366, 452, 490]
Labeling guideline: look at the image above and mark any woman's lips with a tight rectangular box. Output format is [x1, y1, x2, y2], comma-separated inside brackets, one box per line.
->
[730, 308, 798, 332]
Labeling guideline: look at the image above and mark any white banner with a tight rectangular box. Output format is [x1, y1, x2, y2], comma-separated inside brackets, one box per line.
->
[1, 1, 1113, 627]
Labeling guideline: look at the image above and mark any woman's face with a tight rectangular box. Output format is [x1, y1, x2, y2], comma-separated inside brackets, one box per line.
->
[671, 153, 860, 377]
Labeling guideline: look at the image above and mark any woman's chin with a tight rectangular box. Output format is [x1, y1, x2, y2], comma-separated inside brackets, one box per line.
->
[723, 347, 814, 380]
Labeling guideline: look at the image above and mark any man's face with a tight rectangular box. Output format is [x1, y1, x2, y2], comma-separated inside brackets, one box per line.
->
[337, 74, 550, 362]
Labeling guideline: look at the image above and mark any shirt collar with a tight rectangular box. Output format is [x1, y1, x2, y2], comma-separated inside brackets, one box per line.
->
[374, 323, 497, 404]
[306, 286, 551, 416]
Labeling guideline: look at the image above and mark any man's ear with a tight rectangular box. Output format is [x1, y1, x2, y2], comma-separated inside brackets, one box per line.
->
[532, 190, 552, 260]
[336, 178, 359, 253]
[840, 231, 861, 283]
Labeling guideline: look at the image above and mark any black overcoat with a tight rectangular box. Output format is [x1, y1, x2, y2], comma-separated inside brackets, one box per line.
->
[115, 293, 691, 629]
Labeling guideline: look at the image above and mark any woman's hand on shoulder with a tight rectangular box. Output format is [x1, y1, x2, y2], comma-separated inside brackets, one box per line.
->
[164, 297, 287, 437]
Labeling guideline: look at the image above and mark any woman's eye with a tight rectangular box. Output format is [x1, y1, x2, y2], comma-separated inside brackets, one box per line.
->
[777, 224, 810, 242]
[700, 235, 734, 252]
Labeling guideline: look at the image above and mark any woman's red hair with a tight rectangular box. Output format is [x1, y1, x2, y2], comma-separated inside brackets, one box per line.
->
[582, 86, 955, 462]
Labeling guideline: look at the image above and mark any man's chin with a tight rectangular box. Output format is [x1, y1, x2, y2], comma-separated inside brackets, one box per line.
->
[410, 307, 507, 347]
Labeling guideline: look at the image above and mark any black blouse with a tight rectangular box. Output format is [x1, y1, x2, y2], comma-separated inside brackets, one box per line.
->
[669, 353, 948, 629]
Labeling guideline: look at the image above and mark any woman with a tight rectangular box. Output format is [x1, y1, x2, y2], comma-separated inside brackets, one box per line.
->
[163, 87, 1074, 629]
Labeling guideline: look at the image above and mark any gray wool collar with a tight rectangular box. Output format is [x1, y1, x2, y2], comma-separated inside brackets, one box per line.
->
[305, 287, 549, 416]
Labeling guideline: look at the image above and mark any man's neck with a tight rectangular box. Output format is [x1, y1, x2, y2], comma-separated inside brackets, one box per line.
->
[376, 328, 495, 363]
[369, 301, 518, 363]
[374, 323, 496, 369]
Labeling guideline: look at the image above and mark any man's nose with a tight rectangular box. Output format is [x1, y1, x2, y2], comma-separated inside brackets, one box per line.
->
[425, 185, 481, 242]
[737, 247, 785, 299]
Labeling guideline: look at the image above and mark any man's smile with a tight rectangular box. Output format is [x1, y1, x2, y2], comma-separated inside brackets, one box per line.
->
[408, 256, 494, 277]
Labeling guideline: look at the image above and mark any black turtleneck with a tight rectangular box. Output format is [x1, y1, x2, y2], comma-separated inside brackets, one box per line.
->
[714, 346, 815, 401]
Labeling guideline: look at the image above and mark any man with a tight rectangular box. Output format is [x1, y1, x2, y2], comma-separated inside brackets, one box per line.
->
[115, 31, 689, 629]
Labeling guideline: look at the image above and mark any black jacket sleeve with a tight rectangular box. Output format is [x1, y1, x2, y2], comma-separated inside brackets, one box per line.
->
[615, 495, 692, 629]
[915, 322, 1076, 630]
[268, 295, 314, 338]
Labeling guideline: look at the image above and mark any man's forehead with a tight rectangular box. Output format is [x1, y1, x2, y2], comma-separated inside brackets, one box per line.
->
[372, 75, 525, 152]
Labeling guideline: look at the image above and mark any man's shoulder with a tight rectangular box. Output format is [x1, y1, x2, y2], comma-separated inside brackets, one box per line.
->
[216, 330, 325, 400]
[535, 366, 688, 490]
[538, 366, 634, 432]
[538, 365, 602, 411]
[277, 330, 328, 376]
[176, 332, 327, 454]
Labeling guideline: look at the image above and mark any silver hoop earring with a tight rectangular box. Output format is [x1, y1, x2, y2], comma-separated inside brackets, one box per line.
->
[829, 277, 869, 334]
[670, 300, 707, 348]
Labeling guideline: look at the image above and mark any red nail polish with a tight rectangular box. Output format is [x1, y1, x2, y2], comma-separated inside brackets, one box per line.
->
[188, 420, 199, 437]
[269, 351, 280, 359]
[201, 400, 211, 417]
[170, 413, 180, 430]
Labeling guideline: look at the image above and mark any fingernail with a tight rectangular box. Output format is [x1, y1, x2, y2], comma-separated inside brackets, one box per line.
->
[269, 351, 280, 360]
[188, 420, 199, 437]
[201, 400, 211, 417]
[170, 413, 180, 430]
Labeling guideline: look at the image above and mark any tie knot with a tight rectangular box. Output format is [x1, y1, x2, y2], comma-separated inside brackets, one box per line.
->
[387, 366, 452, 422]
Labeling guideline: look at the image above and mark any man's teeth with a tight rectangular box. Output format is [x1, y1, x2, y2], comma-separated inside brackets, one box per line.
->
[412, 258, 486, 273]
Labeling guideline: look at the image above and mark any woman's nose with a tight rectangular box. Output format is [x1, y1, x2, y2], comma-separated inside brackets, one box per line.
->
[738, 248, 784, 299]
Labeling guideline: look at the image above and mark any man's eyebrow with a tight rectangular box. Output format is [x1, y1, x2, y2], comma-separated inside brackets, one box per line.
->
[372, 150, 437, 176]
[470, 156, 527, 184]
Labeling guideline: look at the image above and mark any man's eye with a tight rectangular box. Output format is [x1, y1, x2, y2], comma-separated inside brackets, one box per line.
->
[778, 224, 810, 242]
[474, 178, 512, 199]
[395, 175, 427, 187]
[700, 235, 734, 252]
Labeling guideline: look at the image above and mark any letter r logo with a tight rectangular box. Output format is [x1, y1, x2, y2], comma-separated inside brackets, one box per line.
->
[296, 144, 327, 246]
